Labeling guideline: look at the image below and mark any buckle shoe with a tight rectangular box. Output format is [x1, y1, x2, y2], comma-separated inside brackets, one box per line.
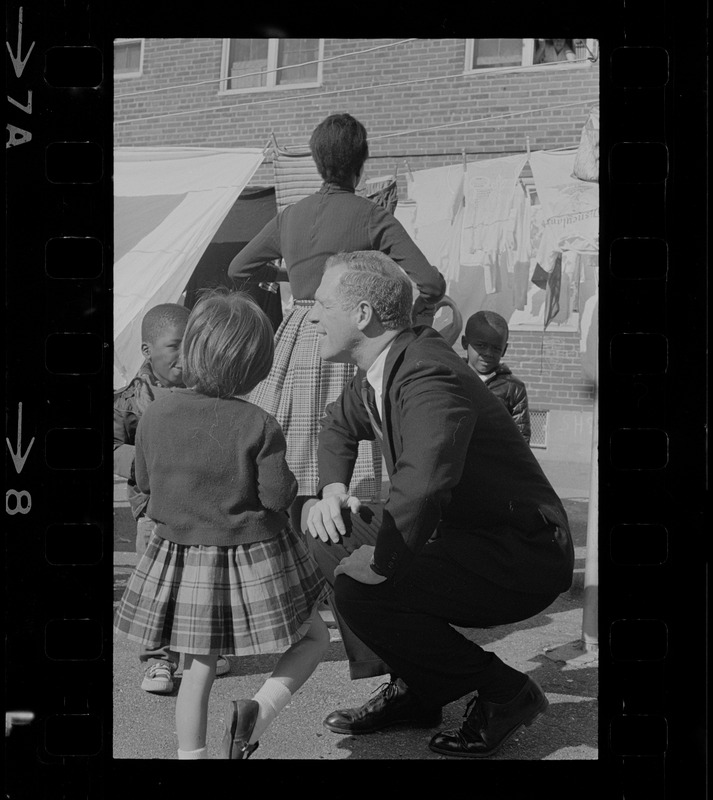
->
[221, 699, 259, 760]
[324, 678, 442, 735]
[428, 676, 549, 758]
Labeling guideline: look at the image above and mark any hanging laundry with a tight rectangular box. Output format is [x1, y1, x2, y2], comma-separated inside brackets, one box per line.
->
[513, 262, 530, 310]
[397, 163, 465, 282]
[579, 277, 599, 383]
[529, 150, 598, 271]
[271, 146, 322, 212]
[562, 250, 579, 313]
[358, 175, 399, 214]
[543, 252, 562, 330]
[460, 153, 529, 269]
[508, 184, 532, 274]
[572, 104, 600, 183]
[271, 140, 398, 213]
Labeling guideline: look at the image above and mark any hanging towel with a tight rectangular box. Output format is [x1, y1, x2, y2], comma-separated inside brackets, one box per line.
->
[272, 147, 323, 212]
[272, 143, 398, 213]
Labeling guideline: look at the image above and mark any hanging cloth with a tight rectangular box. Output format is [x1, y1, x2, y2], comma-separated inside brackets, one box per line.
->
[529, 149, 599, 271]
[271, 146, 323, 212]
[572, 104, 600, 183]
[271, 139, 398, 213]
[460, 153, 529, 269]
[402, 163, 465, 284]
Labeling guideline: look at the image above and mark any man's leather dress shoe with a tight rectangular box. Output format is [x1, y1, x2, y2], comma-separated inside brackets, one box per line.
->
[324, 678, 442, 735]
[221, 699, 260, 759]
[428, 676, 549, 758]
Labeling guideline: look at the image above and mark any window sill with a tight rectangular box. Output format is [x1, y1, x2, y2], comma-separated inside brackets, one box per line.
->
[463, 61, 595, 79]
[217, 81, 322, 96]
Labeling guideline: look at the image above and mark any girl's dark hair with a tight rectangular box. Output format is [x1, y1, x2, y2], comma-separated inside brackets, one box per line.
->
[181, 290, 274, 398]
[309, 113, 369, 187]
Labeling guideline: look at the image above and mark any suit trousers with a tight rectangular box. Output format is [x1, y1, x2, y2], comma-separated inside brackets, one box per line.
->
[306, 502, 559, 708]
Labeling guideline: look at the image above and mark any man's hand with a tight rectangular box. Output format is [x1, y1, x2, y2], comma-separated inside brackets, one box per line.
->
[333, 545, 387, 585]
[412, 295, 437, 327]
[306, 485, 362, 543]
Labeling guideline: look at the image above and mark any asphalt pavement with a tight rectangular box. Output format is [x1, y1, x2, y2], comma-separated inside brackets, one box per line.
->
[113, 459, 597, 760]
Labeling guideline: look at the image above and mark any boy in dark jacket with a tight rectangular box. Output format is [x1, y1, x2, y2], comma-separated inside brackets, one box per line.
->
[461, 311, 531, 443]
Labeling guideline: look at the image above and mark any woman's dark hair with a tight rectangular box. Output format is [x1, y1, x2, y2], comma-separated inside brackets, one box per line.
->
[309, 113, 369, 187]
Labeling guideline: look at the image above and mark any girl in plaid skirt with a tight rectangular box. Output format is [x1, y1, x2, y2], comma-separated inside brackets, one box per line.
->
[114, 291, 330, 759]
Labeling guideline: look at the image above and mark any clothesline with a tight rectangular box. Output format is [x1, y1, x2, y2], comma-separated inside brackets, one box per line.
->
[363, 146, 576, 159]
[114, 57, 596, 127]
[370, 100, 596, 141]
[115, 38, 420, 99]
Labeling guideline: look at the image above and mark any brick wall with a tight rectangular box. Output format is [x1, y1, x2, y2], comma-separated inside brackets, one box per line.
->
[506, 331, 594, 411]
[115, 37, 599, 191]
[115, 38, 598, 414]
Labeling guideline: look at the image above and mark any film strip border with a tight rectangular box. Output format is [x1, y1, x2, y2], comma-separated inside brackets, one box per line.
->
[3, 3, 708, 796]
[5, 3, 112, 794]
[600, 21, 707, 800]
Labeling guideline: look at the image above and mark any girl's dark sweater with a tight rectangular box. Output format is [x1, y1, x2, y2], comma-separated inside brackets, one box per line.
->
[135, 390, 297, 547]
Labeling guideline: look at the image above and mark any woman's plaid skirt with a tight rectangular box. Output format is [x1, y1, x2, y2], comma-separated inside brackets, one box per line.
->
[113, 526, 327, 656]
[248, 301, 382, 499]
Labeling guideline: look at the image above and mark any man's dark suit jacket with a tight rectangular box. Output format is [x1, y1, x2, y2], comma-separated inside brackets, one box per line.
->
[317, 326, 574, 595]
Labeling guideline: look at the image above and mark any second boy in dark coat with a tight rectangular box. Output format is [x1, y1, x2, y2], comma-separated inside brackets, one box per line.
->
[462, 310, 531, 443]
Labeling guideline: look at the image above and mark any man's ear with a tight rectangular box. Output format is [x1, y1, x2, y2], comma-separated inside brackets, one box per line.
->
[501, 342, 509, 358]
[355, 300, 374, 330]
[141, 342, 151, 359]
[461, 336, 468, 351]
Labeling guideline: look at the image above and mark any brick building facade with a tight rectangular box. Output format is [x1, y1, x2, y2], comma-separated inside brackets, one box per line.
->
[114, 37, 599, 463]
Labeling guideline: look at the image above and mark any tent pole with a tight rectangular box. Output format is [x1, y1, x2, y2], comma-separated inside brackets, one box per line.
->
[581, 315, 599, 652]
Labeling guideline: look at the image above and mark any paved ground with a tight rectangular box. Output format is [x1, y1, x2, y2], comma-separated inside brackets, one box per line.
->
[113, 460, 597, 760]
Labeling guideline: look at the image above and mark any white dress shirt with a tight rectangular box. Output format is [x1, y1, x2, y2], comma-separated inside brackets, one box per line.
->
[365, 343, 393, 422]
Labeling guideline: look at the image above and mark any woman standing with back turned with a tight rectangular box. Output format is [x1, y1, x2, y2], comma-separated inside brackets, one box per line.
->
[228, 113, 445, 531]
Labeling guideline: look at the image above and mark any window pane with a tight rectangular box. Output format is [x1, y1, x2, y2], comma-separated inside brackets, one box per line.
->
[228, 38, 268, 89]
[276, 38, 319, 85]
[115, 42, 141, 74]
[472, 39, 523, 68]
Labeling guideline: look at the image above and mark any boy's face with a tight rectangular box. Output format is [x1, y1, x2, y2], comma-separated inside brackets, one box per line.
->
[141, 322, 186, 387]
[462, 324, 508, 375]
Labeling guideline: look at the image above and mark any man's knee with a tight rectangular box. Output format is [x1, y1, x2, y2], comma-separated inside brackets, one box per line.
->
[333, 574, 382, 622]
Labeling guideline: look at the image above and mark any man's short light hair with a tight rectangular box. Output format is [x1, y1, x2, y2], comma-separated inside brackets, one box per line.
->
[324, 251, 413, 330]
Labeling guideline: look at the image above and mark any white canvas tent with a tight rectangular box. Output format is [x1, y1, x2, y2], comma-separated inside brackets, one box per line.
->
[113, 146, 265, 389]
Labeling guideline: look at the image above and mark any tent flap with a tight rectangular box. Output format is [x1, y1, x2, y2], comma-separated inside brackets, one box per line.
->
[113, 147, 265, 389]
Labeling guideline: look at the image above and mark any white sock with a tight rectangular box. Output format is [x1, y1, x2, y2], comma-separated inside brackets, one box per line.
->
[177, 746, 207, 759]
[249, 679, 293, 743]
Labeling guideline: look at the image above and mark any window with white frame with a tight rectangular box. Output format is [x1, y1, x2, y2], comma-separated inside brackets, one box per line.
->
[114, 38, 144, 78]
[465, 39, 597, 72]
[221, 39, 323, 93]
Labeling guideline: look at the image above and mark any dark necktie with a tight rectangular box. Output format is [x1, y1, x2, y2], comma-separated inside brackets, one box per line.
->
[361, 377, 383, 441]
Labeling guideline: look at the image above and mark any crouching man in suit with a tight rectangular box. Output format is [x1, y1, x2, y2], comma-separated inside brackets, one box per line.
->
[305, 250, 574, 758]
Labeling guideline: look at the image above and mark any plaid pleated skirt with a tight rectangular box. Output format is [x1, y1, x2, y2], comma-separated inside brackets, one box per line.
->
[113, 526, 328, 656]
[248, 301, 382, 499]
